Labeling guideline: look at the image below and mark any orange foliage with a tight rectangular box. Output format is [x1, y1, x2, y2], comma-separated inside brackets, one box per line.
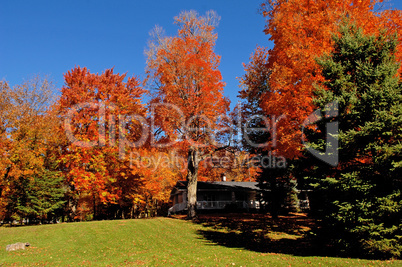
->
[243, 0, 402, 158]
[0, 77, 60, 220]
[129, 148, 185, 209]
[146, 11, 230, 150]
[145, 11, 231, 217]
[58, 67, 147, 205]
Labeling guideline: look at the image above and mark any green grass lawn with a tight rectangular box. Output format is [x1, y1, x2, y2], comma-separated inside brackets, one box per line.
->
[0, 216, 400, 266]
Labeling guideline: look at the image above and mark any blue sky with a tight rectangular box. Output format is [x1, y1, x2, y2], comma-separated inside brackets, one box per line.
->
[1, 0, 401, 107]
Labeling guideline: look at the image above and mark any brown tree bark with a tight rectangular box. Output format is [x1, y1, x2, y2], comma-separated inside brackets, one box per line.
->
[186, 148, 199, 220]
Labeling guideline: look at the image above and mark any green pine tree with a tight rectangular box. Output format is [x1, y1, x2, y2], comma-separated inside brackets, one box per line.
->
[8, 169, 65, 224]
[306, 23, 402, 259]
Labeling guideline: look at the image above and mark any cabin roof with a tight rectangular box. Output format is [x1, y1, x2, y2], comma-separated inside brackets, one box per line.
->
[171, 180, 263, 196]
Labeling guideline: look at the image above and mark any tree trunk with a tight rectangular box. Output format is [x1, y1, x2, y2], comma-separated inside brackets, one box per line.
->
[270, 177, 280, 219]
[93, 194, 96, 220]
[186, 148, 199, 220]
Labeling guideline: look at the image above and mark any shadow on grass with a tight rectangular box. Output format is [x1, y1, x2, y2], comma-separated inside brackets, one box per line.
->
[192, 213, 331, 256]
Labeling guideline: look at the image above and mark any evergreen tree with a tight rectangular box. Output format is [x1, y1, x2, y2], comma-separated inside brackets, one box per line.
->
[306, 23, 402, 258]
[7, 169, 65, 224]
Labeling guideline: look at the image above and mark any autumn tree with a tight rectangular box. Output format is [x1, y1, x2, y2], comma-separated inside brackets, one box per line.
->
[238, 0, 402, 218]
[0, 76, 65, 223]
[0, 81, 12, 217]
[145, 10, 230, 219]
[238, 46, 300, 216]
[243, 0, 402, 158]
[126, 147, 185, 217]
[58, 67, 148, 220]
[238, 46, 271, 153]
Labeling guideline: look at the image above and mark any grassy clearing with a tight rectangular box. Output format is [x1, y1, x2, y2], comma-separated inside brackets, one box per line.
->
[0, 215, 400, 266]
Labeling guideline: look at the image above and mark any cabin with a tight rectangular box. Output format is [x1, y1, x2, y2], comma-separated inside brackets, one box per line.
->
[168, 180, 265, 214]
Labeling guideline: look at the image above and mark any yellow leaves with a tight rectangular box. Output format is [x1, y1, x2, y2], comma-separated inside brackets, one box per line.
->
[133, 196, 143, 204]
[0, 80, 57, 196]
